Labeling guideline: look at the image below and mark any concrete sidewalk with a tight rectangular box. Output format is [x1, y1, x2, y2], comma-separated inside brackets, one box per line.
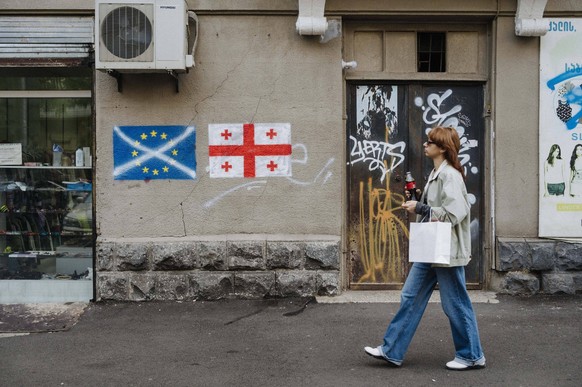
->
[0, 294, 581, 386]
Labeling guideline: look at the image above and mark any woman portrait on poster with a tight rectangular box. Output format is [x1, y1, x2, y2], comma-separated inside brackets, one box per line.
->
[569, 144, 582, 197]
[544, 144, 566, 197]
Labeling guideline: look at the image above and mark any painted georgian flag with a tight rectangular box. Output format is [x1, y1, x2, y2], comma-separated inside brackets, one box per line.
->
[208, 123, 292, 178]
[113, 125, 196, 180]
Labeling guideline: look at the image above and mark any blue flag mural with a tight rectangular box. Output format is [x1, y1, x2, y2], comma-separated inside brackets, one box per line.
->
[113, 125, 196, 180]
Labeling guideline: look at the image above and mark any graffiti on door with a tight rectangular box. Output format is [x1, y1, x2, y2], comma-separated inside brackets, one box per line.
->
[415, 89, 480, 180]
[349, 84, 484, 287]
[413, 86, 484, 286]
[349, 85, 410, 285]
[349, 136, 406, 183]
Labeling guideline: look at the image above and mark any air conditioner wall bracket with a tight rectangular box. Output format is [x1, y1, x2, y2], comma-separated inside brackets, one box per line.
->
[107, 70, 123, 93]
[106, 70, 180, 93]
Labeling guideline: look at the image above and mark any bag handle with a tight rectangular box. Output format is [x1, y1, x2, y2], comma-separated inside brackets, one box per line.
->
[420, 208, 434, 223]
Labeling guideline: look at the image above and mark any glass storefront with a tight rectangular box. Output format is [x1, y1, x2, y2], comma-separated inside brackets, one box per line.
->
[0, 68, 93, 303]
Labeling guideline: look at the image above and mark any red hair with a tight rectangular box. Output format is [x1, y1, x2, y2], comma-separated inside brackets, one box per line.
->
[428, 126, 465, 180]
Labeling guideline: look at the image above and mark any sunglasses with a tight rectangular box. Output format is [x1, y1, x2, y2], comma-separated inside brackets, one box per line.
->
[426, 140, 437, 145]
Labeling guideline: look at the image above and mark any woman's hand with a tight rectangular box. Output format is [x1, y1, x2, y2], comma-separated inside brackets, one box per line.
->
[402, 201, 417, 214]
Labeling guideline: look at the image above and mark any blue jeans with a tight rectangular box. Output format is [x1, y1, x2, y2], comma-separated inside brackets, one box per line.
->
[379, 263, 485, 366]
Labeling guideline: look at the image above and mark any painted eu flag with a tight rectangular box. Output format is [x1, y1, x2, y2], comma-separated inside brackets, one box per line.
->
[113, 125, 196, 180]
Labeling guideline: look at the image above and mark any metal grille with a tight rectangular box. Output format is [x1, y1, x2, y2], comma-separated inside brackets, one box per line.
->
[417, 32, 446, 72]
[101, 6, 153, 60]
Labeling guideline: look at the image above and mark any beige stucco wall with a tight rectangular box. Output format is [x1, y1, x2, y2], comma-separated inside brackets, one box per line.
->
[494, 16, 540, 237]
[95, 15, 343, 238]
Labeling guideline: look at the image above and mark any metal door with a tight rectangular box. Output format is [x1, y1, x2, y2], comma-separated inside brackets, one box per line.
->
[347, 83, 484, 289]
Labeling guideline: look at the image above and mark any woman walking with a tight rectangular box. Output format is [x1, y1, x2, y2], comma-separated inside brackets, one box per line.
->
[364, 126, 486, 371]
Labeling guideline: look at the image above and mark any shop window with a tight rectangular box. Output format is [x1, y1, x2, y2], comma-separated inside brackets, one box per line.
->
[417, 32, 446, 72]
[0, 68, 93, 294]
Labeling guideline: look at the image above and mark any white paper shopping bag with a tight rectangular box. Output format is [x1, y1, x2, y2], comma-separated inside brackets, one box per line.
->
[408, 221, 452, 264]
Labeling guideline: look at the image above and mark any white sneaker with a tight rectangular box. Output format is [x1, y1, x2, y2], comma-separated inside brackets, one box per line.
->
[446, 358, 486, 371]
[364, 346, 401, 367]
[364, 346, 384, 359]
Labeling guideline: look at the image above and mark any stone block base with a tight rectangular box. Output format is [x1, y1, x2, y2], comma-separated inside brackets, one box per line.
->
[96, 236, 341, 301]
[497, 238, 582, 295]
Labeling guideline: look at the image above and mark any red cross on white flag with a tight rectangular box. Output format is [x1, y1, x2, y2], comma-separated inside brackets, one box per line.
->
[208, 123, 292, 178]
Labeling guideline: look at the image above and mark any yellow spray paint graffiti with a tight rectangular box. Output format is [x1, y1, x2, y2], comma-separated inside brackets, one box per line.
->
[356, 174, 410, 284]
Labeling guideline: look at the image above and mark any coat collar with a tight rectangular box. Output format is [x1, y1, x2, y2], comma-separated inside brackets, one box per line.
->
[427, 159, 449, 182]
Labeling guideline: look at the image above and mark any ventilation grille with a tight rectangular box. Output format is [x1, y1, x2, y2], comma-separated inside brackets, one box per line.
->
[99, 4, 154, 62]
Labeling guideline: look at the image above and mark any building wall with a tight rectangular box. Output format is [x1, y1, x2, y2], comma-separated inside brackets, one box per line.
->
[94, 12, 345, 300]
[493, 9, 582, 295]
[4, 0, 582, 298]
[95, 15, 343, 238]
[494, 16, 540, 238]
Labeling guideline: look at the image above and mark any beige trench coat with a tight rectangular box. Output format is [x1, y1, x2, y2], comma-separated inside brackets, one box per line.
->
[416, 160, 472, 267]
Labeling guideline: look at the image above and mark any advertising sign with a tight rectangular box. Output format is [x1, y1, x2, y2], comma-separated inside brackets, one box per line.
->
[540, 19, 582, 237]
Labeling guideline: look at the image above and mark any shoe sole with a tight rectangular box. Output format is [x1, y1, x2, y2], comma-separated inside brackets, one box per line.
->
[365, 350, 401, 367]
[446, 364, 486, 371]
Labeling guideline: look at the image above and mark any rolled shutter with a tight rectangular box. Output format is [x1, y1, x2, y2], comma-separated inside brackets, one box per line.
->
[0, 16, 94, 66]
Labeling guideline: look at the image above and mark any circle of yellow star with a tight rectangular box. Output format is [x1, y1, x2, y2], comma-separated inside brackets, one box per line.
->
[135, 161, 141, 166]
[171, 149, 178, 156]
[140, 133, 147, 140]
[142, 166, 149, 173]
[150, 130, 157, 137]
[131, 150, 138, 157]
[161, 133, 168, 140]
[153, 169, 159, 175]
[162, 166, 169, 173]
[134, 140, 140, 146]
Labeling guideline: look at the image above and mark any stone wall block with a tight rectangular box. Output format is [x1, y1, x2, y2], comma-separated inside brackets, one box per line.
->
[190, 272, 234, 300]
[529, 241, 555, 271]
[96, 241, 115, 271]
[152, 242, 197, 271]
[542, 272, 576, 294]
[573, 273, 582, 293]
[128, 273, 156, 301]
[197, 241, 227, 270]
[497, 239, 531, 271]
[116, 242, 150, 271]
[234, 272, 276, 299]
[304, 241, 340, 270]
[227, 241, 266, 270]
[316, 271, 340, 296]
[501, 271, 540, 295]
[96, 272, 128, 301]
[266, 242, 304, 269]
[154, 273, 190, 301]
[273, 271, 316, 298]
[555, 242, 582, 271]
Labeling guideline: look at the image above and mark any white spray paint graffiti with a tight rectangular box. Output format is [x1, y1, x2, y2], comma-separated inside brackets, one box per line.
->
[348, 135, 406, 183]
[285, 144, 334, 186]
[415, 89, 480, 205]
[420, 89, 463, 127]
[415, 89, 479, 177]
[203, 143, 334, 208]
[203, 180, 266, 209]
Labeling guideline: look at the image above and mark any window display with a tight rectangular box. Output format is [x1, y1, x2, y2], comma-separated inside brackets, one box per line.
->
[0, 68, 93, 301]
[0, 167, 92, 280]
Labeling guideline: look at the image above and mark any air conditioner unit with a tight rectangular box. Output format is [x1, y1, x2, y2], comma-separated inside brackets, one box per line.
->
[95, 0, 195, 72]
